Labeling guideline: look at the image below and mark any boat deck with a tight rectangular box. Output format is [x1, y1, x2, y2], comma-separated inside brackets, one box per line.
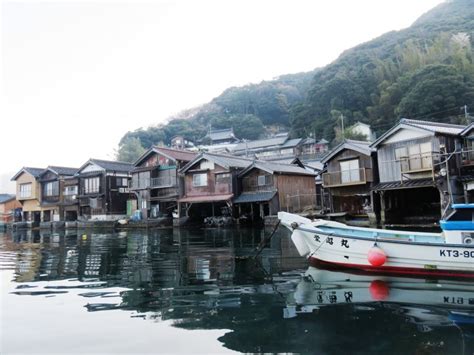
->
[316, 225, 445, 244]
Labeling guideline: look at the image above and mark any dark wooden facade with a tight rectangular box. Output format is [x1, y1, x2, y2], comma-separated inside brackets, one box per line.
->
[178, 153, 253, 219]
[131, 147, 197, 218]
[38, 166, 78, 222]
[76, 159, 133, 220]
[236, 162, 316, 220]
[321, 140, 375, 218]
[372, 119, 465, 225]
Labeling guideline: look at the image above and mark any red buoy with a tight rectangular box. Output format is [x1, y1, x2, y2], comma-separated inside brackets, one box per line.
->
[369, 280, 390, 301]
[367, 245, 386, 266]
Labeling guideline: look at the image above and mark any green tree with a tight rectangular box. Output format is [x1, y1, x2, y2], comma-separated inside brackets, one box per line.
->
[116, 137, 146, 163]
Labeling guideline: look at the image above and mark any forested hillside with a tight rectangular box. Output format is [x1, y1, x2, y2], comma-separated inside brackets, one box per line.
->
[290, 0, 474, 139]
[118, 0, 474, 162]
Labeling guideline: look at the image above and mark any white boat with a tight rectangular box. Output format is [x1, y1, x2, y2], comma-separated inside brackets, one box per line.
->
[278, 204, 474, 278]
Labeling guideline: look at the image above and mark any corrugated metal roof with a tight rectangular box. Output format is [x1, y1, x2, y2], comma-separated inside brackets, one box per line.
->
[178, 193, 233, 203]
[234, 191, 277, 204]
[402, 119, 466, 135]
[371, 178, 435, 191]
[206, 153, 253, 169]
[371, 118, 466, 148]
[208, 128, 236, 141]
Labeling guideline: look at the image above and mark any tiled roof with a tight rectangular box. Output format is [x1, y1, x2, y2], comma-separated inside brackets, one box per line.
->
[89, 159, 134, 173]
[280, 138, 302, 148]
[234, 191, 277, 204]
[240, 160, 316, 177]
[0, 194, 15, 204]
[47, 166, 78, 176]
[371, 178, 435, 191]
[11, 167, 44, 180]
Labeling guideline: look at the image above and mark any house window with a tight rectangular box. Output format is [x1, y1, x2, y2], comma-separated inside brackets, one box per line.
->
[215, 173, 230, 184]
[192, 173, 208, 187]
[64, 185, 78, 196]
[19, 183, 32, 198]
[116, 177, 128, 187]
[396, 143, 432, 172]
[257, 175, 267, 186]
[280, 148, 294, 155]
[340, 159, 360, 183]
[84, 177, 100, 194]
[44, 181, 59, 196]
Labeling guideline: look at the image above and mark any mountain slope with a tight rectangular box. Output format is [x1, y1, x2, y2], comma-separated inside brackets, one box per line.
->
[118, 0, 474, 162]
[290, 0, 474, 140]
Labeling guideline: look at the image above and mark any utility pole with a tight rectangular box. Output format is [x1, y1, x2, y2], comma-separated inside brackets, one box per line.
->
[462, 105, 469, 120]
[341, 114, 345, 140]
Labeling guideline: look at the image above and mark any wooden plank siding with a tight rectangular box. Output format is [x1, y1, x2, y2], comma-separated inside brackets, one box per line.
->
[184, 164, 234, 197]
[276, 174, 316, 212]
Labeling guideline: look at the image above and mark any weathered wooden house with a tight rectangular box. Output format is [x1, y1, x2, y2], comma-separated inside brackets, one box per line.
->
[235, 161, 316, 220]
[205, 128, 240, 145]
[76, 159, 133, 220]
[131, 147, 197, 218]
[178, 153, 253, 220]
[11, 167, 44, 226]
[370, 119, 465, 225]
[321, 140, 376, 221]
[458, 123, 474, 202]
[37, 166, 78, 222]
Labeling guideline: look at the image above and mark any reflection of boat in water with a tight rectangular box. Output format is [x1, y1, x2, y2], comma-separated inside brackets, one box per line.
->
[285, 266, 474, 325]
[278, 204, 474, 277]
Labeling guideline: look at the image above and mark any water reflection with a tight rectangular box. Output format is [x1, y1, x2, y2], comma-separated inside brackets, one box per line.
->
[1, 228, 474, 353]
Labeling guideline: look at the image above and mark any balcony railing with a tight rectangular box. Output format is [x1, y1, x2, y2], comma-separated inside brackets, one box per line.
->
[462, 150, 474, 166]
[323, 168, 372, 187]
[399, 153, 434, 173]
[151, 176, 176, 188]
[131, 177, 176, 189]
[63, 195, 78, 203]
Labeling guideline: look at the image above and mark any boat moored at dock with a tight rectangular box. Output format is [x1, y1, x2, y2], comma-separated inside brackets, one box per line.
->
[278, 204, 474, 278]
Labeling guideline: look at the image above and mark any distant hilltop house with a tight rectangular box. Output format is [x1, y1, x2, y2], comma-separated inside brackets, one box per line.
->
[170, 135, 197, 151]
[204, 128, 240, 145]
[232, 133, 328, 160]
[347, 122, 376, 142]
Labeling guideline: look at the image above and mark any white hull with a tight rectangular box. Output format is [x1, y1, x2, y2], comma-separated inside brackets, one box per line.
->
[278, 212, 474, 277]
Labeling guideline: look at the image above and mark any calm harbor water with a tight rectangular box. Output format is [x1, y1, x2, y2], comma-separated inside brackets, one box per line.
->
[1, 227, 474, 354]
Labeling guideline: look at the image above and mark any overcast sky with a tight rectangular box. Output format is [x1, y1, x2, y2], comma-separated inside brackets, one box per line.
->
[1, 0, 444, 192]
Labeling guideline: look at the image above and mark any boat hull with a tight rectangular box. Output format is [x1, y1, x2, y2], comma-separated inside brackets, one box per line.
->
[279, 212, 474, 278]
